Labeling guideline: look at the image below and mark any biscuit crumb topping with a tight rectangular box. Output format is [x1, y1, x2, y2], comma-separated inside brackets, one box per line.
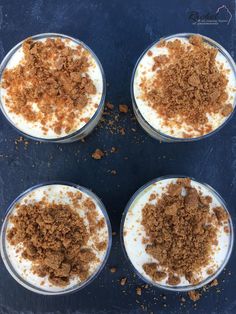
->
[140, 35, 233, 136]
[7, 190, 107, 287]
[141, 178, 229, 286]
[2, 37, 97, 136]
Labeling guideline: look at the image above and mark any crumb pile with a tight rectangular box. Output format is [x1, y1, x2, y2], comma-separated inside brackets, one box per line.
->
[141, 35, 232, 136]
[7, 192, 107, 287]
[2, 38, 97, 135]
[142, 178, 229, 285]
[96, 101, 137, 137]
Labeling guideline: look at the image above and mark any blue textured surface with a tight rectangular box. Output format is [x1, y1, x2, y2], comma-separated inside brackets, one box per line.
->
[0, 0, 235, 313]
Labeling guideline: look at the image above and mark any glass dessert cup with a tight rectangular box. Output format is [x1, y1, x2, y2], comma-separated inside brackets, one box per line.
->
[0, 33, 106, 143]
[0, 182, 112, 295]
[120, 175, 234, 292]
[131, 33, 236, 142]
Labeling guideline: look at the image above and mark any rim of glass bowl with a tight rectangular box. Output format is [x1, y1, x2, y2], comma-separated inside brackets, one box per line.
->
[120, 175, 234, 292]
[131, 33, 236, 142]
[0, 33, 106, 143]
[0, 181, 112, 295]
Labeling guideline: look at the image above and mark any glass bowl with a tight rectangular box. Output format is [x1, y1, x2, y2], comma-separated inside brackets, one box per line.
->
[120, 175, 234, 292]
[0, 33, 106, 143]
[0, 181, 112, 295]
[131, 33, 236, 142]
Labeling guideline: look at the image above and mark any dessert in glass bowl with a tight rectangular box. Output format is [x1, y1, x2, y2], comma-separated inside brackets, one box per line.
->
[0, 33, 105, 142]
[1, 182, 112, 294]
[131, 33, 236, 141]
[121, 176, 233, 291]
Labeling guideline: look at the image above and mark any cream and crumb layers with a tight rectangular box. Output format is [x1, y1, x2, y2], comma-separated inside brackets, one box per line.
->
[2, 184, 110, 293]
[0, 34, 104, 140]
[133, 34, 236, 139]
[122, 177, 232, 290]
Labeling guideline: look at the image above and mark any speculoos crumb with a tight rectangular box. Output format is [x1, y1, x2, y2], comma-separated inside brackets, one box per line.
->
[188, 290, 201, 302]
[7, 194, 107, 287]
[92, 148, 104, 160]
[110, 267, 117, 273]
[210, 279, 218, 287]
[119, 104, 128, 113]
[141, 178, 229, 285]
[120, 277, 127, 286]
[2, 37, 97, 135]
[106, 102, 114, 110]
[136, 286, 142, 296]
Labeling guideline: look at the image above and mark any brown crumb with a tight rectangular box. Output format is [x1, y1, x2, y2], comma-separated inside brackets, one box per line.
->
[110, 147, 117, 153]
[188, 290, 200, 302]
[213, 206, 228, 224]
[143, 263, 167, 282]
[136, 287, 142, 296]
[149, 193, 157, 201]
[119, 104, 128, 113]
[92, 149, 104, 160]
[224, 226, 230, 233]
[207, 268, 215, 275]
[167, 274, 181, 286]
[110, 267, 117, 273]
[120, 277, 127, 286]
[222, 104, 233, 116]
[210, 279, 218, 287]
[120, 127, 126, 135]
[111, 170, 117, 175]
[106, 102, 114, 110]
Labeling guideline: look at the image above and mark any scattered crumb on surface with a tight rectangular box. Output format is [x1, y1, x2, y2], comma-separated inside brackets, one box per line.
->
[14, 136, 29, 150]
[188, 290, 200, 302]
[110, 267, 117, 273]
[119, 104, 128, 113]
[92, 149, 104, 160]
[106, 102, 114, 110]
[120, 277, 127, 286]
[210, 279, 218, 287]
[136, 287, 142, 296]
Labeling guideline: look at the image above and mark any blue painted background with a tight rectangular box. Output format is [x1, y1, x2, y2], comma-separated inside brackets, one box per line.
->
[0, 0, 235, 313]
